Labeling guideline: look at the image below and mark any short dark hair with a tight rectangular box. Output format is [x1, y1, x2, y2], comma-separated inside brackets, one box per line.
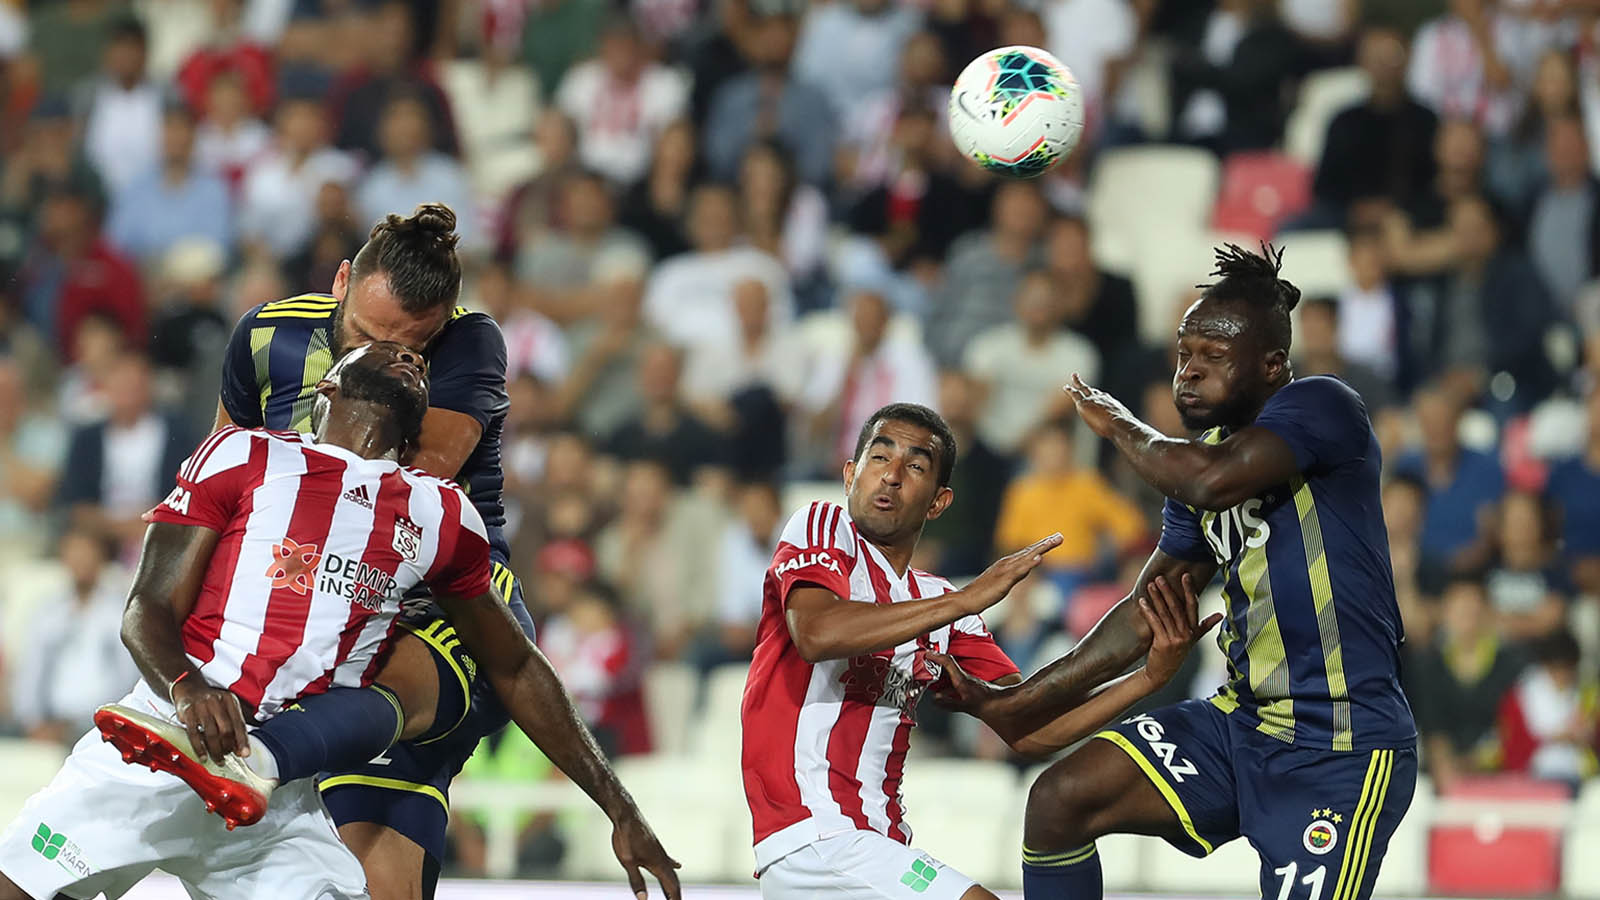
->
[1533, 629, 1582, 668]
[1199, 242, 1301, 353]
[852, 403, 958, 487]
[350, 203, 462, 315]
[109, 15, 148, 47]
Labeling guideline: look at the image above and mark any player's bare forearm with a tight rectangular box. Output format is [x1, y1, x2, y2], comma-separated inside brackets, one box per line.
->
[1010, 669, 1157, 757]
[1104, 417, 1302, 511]
[120, 522, 220, 698]
[409, 407, 483, 477]
[785, 586, 977, 663]
[439, 591, 637, 819]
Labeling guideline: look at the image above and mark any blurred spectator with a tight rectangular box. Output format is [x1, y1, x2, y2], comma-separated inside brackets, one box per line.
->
[801, 287, 937, 468]
[516, 170, 650, 323]
[917, 371, 1013, 576]
[193, 69, 272, 190]
[596, 459, 720, 660]
[845, 104, 978, 271]
[237, 92, 358, 258]
[1489, 48, 1581, 209]
[520, 0, 607, 99]
[738, 140, 828, 296]
[106, 101, 235, 266]
[838, 31, 952, 191]
[1411, 575, 1527, 790]
[1280, 0, 1357, 63]
[8, 528, 137, 744]
[27, 0, 117, 96]
[556, 19, 689, 186]
[147, 239, 230, 435]
[703, 8, 836, 186]
[56, 351, 197, 550]
[20, 187, 145, 360]
[0, 358, 66, 557]
[537, 559, 651, 756]
[1384, 473, 1432, 642]
[1395, 382, 1505, 585]
[994, 417, 1147, 593]
[1293, 296, 1395, 411]
[55, 311, 124, 425]
[1335, 229, 1401, 382]
[556, 253, 656, 439]
[1498, 630, 1600, 785]
[1525, 115, 1598, 316]
[474, 262, 569, 385]
[0, 97, 106, 282]
[355, 93, 476, 250]
[642, 183, 794, 348]
[1044, 215, 1139, 384]
[174, 0, 274, 120]
[1380, 119, 1488, 271]
[281, 181, 365, 294]
[1311, 26, 1439, 226]
[700, 480, 784, 670]
[498, 110, 582, 261]
[1546, 385, 1600, 596]
[1483, 491, 1568, 644]
[618, 119, 700, 260]
[1169, 0, 1299, 154]
[1407, 0, 1521, 137]
[925, 182, 1047, 368]
[681, 278, 803, 477]
[963, 270, 1098, 456]
[0, 298, 57, 403]
[81, 15, 162, 196]
[603, 341, 725, 485]
[1043, 0, 1138, 134]
[791, 0, 921, 127]
[328, 1, 459, 160]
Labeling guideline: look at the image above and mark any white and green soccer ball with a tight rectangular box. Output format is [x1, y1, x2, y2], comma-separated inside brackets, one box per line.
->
[947, 45, 1085, 179]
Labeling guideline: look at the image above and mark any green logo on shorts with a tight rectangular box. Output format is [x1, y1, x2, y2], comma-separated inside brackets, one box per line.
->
[900, 859, 938, 893]
[31, 824, 65, 860]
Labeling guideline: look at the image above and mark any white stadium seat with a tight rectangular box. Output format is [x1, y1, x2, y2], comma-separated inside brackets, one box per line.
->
[1374, 773, 1431, 896]
[900, 760, 1019, 887]
[1143, 833, 1261, 895]
[0, 560, 67, 672]
[691, 663, 750, 763]
[0, 739, 66, 826]
[641, 662, 699, 757]
[1285, 67, 1371, 166]
[1087, 147, 1221, 245]
[1277, 230, 1351, 300]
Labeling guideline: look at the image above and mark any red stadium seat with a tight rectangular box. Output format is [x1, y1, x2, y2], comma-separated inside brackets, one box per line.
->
[1428, 776, 1567, 896]
[1210, 152, 1312, 240]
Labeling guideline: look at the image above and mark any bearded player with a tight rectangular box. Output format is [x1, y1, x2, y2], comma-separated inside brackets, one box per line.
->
[0, 344, 673, 899]
[178, 203, 674, 900]
[938, 245, 1417, 900]
[742, 402, 1221, 899]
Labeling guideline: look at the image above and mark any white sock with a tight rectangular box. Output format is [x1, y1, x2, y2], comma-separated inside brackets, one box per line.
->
[245, 735, 280, 782]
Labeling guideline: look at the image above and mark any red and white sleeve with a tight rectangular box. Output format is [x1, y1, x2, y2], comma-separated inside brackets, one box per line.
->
[147, 427, 257, 532]
[427, 485, 494, 599]
[771, 501, 856, 604]
[947, 613, 1021, 683]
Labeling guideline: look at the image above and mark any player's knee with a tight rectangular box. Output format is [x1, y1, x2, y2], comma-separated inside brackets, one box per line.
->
[958, 885, 1001, 900]
[361, 863, 425, 900]
[0, 871, 30, 900]
[1024, 761, 1097, 852]
[379, 635, 439, 741]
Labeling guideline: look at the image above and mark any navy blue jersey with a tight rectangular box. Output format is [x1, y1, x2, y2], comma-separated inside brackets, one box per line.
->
[1158, 376, 1416, 751]
[219, 293, 511, 555]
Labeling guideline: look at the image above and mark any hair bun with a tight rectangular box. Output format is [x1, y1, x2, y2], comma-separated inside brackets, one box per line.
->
[1277, 279, 1301, 311]
[409, 202, 457, 237]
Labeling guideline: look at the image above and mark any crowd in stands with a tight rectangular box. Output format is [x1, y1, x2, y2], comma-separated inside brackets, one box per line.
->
[3, 0, 1600, 876]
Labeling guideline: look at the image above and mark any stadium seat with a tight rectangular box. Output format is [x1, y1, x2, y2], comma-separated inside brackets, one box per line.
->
[1428, 776, 1567, 897]
[0, 560, 66, 671]
[781, 481, 843, 517]
[1275, 230, 1350, 300]
[1565, 781, 1600, 899]
[1285, 67, 1370, 166]
[900, 759, 1019, 887]
[0, 739, 66, 824]
[440, 61, 543, 204]
[1373, 774, 1431, 896]
[1211, 152, 1312, 241]
[1127, 227, 1257, 345]
[1142, 833, 1261, 895]
[610, 756, 741, 882]
[1087, 146, 1221, 246]
[640, 662, 698, 757]
[690, 663, 750, 763]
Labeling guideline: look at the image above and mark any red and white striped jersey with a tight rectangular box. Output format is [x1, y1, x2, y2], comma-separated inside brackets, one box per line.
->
[741, 501, 1019, 871]
[147, 426, 493, 719]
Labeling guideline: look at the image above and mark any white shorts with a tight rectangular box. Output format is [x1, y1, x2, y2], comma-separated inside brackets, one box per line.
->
[759, 830, 978, 900]
[0, 682, 368, 900]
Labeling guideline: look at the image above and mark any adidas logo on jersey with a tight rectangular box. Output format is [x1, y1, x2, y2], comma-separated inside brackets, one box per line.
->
[343, 484, 374, 509]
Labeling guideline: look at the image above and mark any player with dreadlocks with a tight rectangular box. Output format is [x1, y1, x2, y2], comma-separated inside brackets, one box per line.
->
[932, 243, 1417, 900]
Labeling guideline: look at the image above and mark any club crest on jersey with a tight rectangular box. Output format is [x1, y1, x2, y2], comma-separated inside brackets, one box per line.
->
[266, 539, 322, 595]
[1303, 811, 1339, 855]
[392, 515, 423, 561]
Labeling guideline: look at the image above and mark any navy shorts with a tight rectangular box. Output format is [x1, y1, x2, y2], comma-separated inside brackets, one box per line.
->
[319, 558, 524, 863]
[1096, 699, 1416, 900]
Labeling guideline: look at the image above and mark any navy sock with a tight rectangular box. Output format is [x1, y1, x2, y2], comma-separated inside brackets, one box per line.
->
[1022, 844, 1102, 900]
[251, 685, 405, 783]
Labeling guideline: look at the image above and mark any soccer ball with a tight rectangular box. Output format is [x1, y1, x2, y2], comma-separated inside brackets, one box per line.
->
[947, 46, 1084, 178]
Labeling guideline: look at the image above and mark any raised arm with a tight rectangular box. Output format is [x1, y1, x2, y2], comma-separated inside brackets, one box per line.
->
[434, 588, 681, 900]
[785, 533, 1062, 662]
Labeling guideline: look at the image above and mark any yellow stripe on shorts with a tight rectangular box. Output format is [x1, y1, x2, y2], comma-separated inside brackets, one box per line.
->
[1093, 730, 1215, 855]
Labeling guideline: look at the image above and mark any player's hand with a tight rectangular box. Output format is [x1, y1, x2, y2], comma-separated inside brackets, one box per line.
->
[1063, 374, 1133, 440]
[1138, 574, 1222, 689]
[170, 678, 251, 763]
[611, 809, 682, 900]
[956, 533, 1062, 615]
[925, 652, 1000, 716]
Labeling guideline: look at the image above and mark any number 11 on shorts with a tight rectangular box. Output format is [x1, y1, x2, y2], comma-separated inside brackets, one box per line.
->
[1274, 861, 1326, 900]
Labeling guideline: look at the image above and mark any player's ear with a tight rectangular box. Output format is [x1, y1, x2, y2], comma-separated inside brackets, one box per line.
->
[1264, 347, 1289, 382]
[313, 378, 336, 399]
[925, 485, 954, 522]
[331, 260, 351, 300]
[842, 459, 856, 493]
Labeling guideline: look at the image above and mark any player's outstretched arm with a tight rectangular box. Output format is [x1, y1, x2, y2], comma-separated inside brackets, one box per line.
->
[1065, 375, 1300, 511]
[934, 573, 1221, 757]
[120, 522, 252, 762]
[784, 533, 1063, 662]
[932, 548, 1219, 738]
[434, 589, 682, 900]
